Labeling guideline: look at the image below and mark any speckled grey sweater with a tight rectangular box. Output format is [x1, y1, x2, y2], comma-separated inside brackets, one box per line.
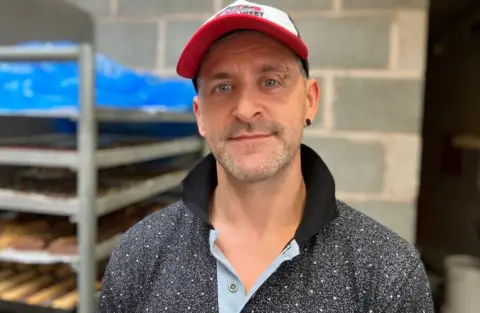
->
[98, 145, 434, 313]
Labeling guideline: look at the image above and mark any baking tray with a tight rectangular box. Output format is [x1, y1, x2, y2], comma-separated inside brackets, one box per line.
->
[0, 264, 95, 313]
[0, 133, 160, 151]
[0, 197, 173, 265]
[0, 262, 103, 313]
[0, 300, 76, 313]
[0, 161, 182, 198]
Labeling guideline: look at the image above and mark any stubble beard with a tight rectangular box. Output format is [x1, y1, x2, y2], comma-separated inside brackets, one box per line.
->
[211, 120, 299, 183]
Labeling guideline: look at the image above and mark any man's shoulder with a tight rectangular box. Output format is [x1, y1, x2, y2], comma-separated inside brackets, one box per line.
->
[131, 200, 191, 229]
[113, 200, 198, 254]
[333, 200, 421, 266]
[331, 200, 433, 310]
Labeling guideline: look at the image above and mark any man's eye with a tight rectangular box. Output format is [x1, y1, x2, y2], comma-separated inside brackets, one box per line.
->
[264, 79, 279, 87]
[215, 84, 231, 93]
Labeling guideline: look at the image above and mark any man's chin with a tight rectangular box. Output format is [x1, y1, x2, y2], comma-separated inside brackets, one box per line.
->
[213, 142, 292, 182]
[230, 154, 268, 168]
[228, 167, 276, 183]
[223, 158, 279, 182]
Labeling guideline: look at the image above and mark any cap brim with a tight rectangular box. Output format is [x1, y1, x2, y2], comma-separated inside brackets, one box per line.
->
[176, 14, 309, 79]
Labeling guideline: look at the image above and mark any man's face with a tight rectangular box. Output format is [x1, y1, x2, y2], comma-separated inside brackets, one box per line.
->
[194, 31, 319, 183]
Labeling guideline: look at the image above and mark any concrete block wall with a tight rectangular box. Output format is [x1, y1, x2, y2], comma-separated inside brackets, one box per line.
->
[69, 0, 429, 243]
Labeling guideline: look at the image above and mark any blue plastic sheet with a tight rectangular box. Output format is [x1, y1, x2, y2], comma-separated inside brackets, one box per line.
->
[0, 41, 196, 113]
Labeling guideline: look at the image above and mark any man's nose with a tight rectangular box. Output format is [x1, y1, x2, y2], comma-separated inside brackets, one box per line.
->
[232, 88, 262, 122]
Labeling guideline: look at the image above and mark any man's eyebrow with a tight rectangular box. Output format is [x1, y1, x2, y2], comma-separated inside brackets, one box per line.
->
[203, 72, 232, 81]
[201, 63, 293, 82]
[259, 64, 289, 73]
[259, 63, 294, 80]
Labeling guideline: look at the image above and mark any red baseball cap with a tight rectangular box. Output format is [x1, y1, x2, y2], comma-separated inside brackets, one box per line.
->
[176, 0, 309, 79]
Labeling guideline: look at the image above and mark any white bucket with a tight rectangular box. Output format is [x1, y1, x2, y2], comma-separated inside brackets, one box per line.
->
[444, 254, 480, 313]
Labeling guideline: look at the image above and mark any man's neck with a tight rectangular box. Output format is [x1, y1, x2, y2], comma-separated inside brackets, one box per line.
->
[210, 153, 306, 237]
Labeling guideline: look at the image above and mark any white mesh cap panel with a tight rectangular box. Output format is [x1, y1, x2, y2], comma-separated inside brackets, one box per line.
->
[204, 0, 299, 36]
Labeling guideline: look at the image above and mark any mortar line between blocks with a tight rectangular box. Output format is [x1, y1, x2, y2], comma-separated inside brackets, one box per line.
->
[303, 129, 418, 142]
[109, 0, 119, 16]
[309, 69, 422, 79]
[388, 15, 400, 70]
[156, 19, 167, 70]
[335, 191, 415, 203]
[322, 74, 335, 130]
[333, 0, 342, 12]
[213, 0, 224, 11]
[380, 139, 393, 198]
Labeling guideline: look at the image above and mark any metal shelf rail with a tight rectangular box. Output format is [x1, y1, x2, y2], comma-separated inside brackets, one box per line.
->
[0, 41, 99, 313]
[0, 169, 190, 219]
[0, 1, 202, 313]
[0, 134, 202, 169]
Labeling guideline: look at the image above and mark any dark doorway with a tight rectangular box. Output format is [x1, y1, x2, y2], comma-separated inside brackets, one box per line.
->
[416, 0, 480, 310]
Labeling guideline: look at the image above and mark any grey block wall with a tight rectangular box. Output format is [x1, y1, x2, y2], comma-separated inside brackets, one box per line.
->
[70, 0, 429, 243]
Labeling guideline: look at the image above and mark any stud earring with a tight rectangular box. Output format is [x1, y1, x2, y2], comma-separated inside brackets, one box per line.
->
[305, 118, 312, 127]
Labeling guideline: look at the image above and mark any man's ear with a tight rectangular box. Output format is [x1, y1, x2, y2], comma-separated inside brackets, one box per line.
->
[193, 96, 206, 137]
[305, 78, 320, 123]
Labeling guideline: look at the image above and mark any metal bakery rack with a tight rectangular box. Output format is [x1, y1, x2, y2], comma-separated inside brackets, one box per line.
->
[0, 1, 203, 313]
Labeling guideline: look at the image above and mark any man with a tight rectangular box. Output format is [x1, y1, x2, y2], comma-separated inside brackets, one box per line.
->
[98, 1, 434, 312]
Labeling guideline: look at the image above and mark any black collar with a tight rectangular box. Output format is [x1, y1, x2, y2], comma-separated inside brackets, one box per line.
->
[181, 144, 339, 243]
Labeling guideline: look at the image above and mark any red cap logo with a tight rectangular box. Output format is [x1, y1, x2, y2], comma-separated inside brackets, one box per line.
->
[217, 4, 264, 18]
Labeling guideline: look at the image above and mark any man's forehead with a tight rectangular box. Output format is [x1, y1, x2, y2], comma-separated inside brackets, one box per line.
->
[192, 30, 308, 89]
[200, 60, 295, 80]
[200, 35, 297, 73]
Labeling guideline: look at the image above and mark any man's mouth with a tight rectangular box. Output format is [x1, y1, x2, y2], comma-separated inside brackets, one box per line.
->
[230, 133, 272, 141]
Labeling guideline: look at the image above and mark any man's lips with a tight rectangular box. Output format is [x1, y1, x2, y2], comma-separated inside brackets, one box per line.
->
[230, 134, 272, 141]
